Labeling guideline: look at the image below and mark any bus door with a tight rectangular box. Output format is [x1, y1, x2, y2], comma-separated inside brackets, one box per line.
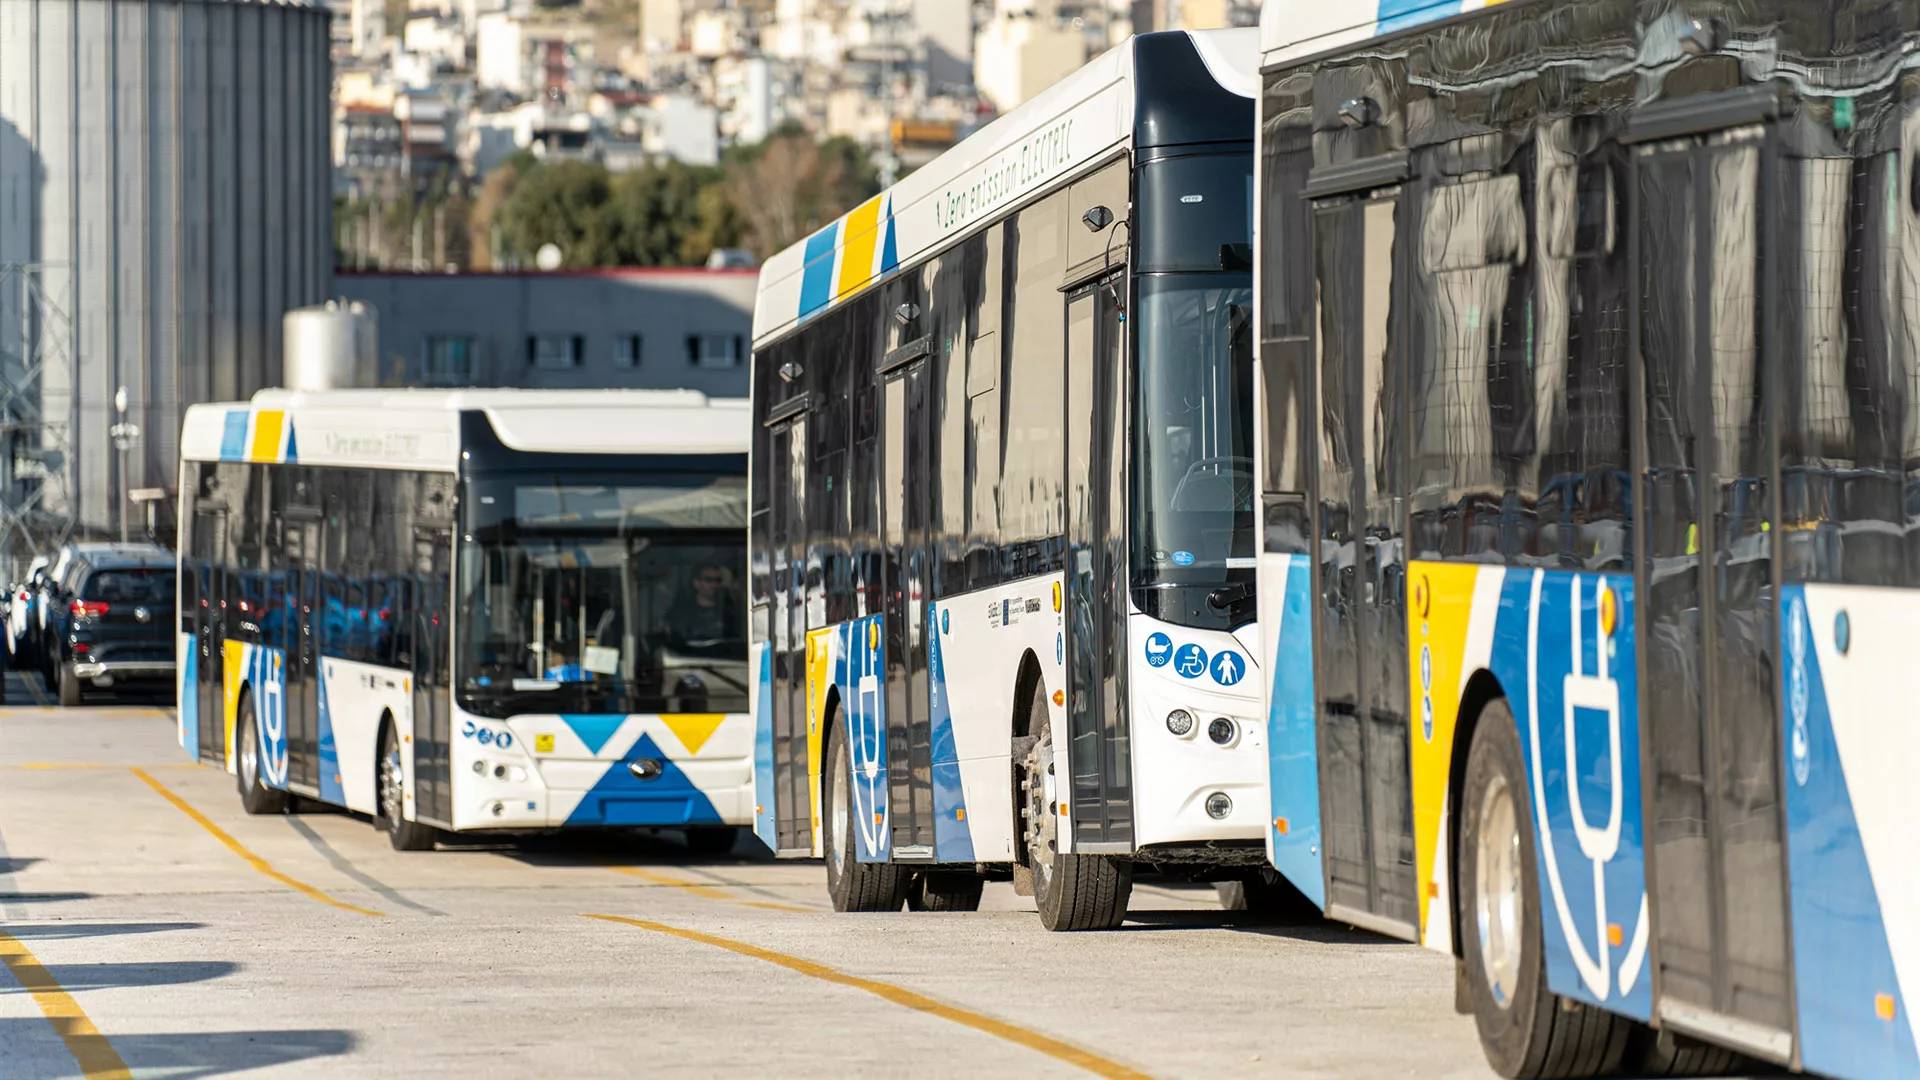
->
[279, 471, 322, 791]
[1629, 103, 1792, 1050]
[768, 416, 813, 854]
[880, 349, 935, 859]
[190, 497, 227, 763]
[1064, 274, 1132, 847]
[1310, 184, 1418, 938]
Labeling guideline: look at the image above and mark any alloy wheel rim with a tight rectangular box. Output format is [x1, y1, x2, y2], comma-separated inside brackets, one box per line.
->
[1475, 773, 1523, 1009]
[829, 740, 849, 875]
[1023, 734, 1056, 889]
[240, 722, 259, 790]
[381, 748, 403, 828]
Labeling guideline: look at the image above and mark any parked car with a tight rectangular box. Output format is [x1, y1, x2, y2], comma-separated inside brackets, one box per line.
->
[7, 554, 51, 670]
[41, 543, 176, 706]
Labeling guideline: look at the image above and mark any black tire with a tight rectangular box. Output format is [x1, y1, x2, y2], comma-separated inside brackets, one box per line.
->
[822, 710, 907, 912]
[1621, 1024, 1751, 1077]
[376, 722, 438, 851]
[1458, 699, 1630, 1078]
[683, 826, 742, 858]
[1021, 680, 1131, 931]
[236, 694, 291, 815]
[56, 661, 81, 707]
[1216, 868, 1320, 918]
[907, 871, 985, 912]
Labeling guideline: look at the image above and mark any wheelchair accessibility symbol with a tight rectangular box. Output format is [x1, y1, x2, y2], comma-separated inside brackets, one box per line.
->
[1173, 643, 1208, 679]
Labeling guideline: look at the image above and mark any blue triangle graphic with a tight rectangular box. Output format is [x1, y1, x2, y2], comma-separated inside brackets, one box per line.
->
[563, 733, 722, 827]
[283, 422, 298, 463]
[560, 714, 626, 756]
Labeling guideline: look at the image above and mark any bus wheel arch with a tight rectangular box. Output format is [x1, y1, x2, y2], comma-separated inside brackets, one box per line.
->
[814, 683, 844, 855]
[1447, 670, 1507, 961]
[376, 709, 436, 851]
[820, 692, 907, 911]
[1454, 692, 1630, 1077]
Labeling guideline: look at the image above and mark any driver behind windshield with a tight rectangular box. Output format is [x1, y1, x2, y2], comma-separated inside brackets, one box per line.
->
[665, 562, 739, 651]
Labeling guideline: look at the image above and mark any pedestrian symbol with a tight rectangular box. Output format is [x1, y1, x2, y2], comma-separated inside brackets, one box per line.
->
[1173, 643, 1209, 680]
[1211, 651, 1244, 687]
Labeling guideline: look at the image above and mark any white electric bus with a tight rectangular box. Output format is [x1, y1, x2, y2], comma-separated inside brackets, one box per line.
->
[1255, 1, 1920, 1076]
[177, 389, 753, 851]
[748, 29, 1268, 929]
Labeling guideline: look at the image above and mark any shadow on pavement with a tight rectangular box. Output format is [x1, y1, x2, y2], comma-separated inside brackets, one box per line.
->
[475, 826, 780, 871]
[0, 1022, 355, 1080]
[1120, 908, 1412, 946]
[0, 959, 238, 994]
[0, 921, 203, 941]
[0, 892, 93, 904]
[0, 857, 41, 874]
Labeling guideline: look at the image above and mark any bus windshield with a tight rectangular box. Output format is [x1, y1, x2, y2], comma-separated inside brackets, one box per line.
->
[456, 472, 749, 719]
[1131, 272, 1255, 626]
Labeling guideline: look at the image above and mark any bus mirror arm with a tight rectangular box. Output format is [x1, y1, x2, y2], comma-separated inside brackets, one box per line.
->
[1207, 581, 1255, 611]
[1101, 220, 1131, 322]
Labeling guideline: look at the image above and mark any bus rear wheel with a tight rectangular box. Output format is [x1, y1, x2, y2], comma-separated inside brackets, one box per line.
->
[376, 722, 438, 851]
[235, 694, 290, 816]
[822, 713, 905, 911]
[1021, 684, 1130, 931]
[1459, 699, 1628, 1078]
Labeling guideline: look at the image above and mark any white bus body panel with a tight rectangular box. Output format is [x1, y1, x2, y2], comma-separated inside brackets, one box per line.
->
[1127, 613, 1266, 847]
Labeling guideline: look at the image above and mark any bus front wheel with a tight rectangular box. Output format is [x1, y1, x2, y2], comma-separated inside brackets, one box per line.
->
[1021, 683, 1130, 931]
[822, 713, 906, 911]
[376, 723, 438, 851]
[1459, 698, 1628, 1078]
[235, 695, 290, 816]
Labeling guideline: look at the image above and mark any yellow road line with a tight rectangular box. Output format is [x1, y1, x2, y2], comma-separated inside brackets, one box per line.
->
[0, 927, 133, 1079]
[129, 768, 387, 918]
[607, 865, 814, 913]
[3, 762, 201, 771]
[583, 914, 1154, 1080]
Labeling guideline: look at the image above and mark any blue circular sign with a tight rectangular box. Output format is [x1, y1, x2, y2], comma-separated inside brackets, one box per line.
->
[1144, 632, 1174, 667]
[1210, 650, 1245, 687]
[1171, 550, 1196, 566]
[1172, 643, 1209, 680]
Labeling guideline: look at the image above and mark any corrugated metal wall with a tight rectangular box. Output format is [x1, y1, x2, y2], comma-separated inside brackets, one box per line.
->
[0, 0, 331, 540]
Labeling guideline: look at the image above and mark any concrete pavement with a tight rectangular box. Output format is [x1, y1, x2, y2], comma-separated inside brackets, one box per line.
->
[0, 673, 1508, 1079]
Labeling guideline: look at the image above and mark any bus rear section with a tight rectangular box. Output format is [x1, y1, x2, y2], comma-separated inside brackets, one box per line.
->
[1255, 1, 1920, 1076]
[749, 30, 1269, 930]
[177, 390, 754, 852]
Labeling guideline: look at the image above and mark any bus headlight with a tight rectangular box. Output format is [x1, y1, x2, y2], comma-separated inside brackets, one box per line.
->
[1205, 792, 1232, 819]
[1207, 717, 1236, 745]
[1166, 709, 1195, 737]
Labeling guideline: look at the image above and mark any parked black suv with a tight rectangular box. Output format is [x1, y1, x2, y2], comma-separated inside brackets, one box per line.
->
[44, 545, 176, 706]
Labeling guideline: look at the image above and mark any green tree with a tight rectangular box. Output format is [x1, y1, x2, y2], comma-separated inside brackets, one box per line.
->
[493, 158, 614, 269]
[599, 161, 723, 266]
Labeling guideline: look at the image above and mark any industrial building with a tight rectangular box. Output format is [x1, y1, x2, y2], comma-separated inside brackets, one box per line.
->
[0, 0, 332, 560]
[333, 269, 756, 398]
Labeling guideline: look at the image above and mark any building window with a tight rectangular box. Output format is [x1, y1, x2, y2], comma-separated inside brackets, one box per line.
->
[528, 334, 583, 369]
[614, 334, 643, 368]
[422, 335, 475, 386]
[687, 333, 743, 369]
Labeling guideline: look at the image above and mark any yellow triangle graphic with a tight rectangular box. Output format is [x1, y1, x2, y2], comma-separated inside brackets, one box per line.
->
[659, 713, 725, 757]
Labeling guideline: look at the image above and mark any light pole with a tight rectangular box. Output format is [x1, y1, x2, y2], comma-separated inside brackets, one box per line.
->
[110, 386, 140, 544]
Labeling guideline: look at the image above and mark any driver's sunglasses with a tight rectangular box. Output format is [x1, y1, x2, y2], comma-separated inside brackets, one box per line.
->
[696, 574, 726, 585]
